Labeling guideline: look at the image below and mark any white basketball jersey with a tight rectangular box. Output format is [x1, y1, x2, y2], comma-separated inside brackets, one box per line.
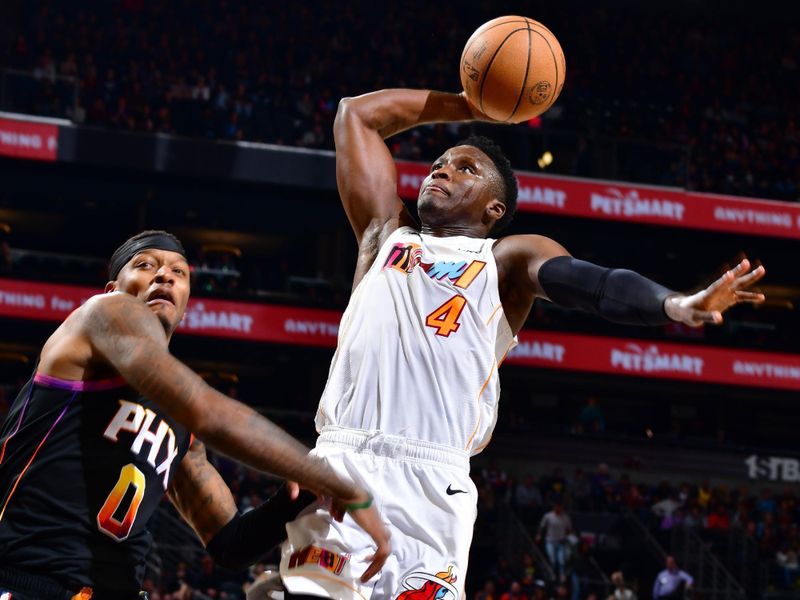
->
[316, 226, 517, 455]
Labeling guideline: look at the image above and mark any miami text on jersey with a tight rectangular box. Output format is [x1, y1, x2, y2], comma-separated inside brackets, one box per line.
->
[383, 242, 486, 288]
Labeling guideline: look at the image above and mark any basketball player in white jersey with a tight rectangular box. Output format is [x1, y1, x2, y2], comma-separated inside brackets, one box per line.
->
[277, 89, 766, 600]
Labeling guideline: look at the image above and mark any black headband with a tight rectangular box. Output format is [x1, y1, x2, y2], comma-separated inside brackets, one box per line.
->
[109, 233, 187, 280]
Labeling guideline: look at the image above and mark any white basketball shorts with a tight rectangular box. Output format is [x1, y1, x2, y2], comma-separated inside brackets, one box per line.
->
[280, 427, 477, 599]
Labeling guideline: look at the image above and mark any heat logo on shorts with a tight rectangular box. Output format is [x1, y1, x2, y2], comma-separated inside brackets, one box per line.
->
[396, 565, 458, 600]
[287, 545, 350, 576]
[383, 243, 486, 289]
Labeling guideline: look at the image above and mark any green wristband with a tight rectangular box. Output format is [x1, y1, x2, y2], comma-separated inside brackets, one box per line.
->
[344, 495, 373, 512]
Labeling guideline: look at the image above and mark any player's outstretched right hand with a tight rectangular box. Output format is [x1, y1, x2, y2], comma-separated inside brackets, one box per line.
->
[334, 492, 391, 582]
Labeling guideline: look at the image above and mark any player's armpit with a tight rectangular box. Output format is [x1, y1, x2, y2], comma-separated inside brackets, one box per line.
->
[167, 438, 237, 545]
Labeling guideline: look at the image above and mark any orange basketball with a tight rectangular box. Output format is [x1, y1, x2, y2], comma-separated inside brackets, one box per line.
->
[460, 16, 566, 123]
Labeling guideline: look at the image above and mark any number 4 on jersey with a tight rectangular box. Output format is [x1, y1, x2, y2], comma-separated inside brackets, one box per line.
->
[426, 295, 467, 337]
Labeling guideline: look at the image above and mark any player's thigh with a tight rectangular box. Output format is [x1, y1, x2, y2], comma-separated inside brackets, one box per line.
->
[379, 460, 477, 599]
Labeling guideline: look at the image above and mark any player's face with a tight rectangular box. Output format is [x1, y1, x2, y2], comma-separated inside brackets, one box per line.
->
[111, 249, 191, 334]
[417, 145, 505, 232]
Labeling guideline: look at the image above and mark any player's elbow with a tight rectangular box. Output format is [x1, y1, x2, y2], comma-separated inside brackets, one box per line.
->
[335, 97, 358, 127]
[335, 94, 387, 132]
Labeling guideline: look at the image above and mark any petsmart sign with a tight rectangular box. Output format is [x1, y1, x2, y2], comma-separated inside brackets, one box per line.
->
[1, 278, 799, 390]
[506, 330, 800, 391]
[394, 161, 800, 239]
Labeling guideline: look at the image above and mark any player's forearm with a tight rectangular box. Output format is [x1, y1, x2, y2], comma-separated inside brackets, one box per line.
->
[134, 362, 357, 500]
[196, 392, 355, 499]
[338, 89, 475, 139]
[538, 256, 676, 326]
[205, 485, 316, 570]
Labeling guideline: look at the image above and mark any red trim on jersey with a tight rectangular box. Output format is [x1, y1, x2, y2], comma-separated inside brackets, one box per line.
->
[0, 382, 35, 465]
[33, 372, 127, 391]
[0, 392, 76, 521]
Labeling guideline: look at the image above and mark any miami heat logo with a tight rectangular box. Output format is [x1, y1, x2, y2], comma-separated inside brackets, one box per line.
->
[383, 243, 423, 274]
[397, 565, 458, 599]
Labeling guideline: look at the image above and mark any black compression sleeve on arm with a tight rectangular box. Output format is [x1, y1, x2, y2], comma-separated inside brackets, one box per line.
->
[205, 485, 316, 571]
[538, 256, 675, 326]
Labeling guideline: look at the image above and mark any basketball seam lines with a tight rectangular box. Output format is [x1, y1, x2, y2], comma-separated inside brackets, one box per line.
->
[506, 18, 534, 122]
[529, 30, 561, 111]
[478, 26, 536, 116]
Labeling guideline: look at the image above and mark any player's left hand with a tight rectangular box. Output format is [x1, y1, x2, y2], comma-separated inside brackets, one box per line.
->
[664, 258, 765, 327]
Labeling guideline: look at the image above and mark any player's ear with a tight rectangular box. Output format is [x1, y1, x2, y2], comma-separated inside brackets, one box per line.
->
[104, 281, 118, 293]
[485, 198, 506, 224]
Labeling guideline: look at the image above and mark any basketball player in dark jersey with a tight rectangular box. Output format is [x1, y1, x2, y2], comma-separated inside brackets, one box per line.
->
[0, 231, 390, 600]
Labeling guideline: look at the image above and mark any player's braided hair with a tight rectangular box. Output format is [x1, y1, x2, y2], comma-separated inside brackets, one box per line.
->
[457, 135, 518, 233]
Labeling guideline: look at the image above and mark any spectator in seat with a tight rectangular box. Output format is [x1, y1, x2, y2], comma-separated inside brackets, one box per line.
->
[652, 491, 682, 521]
[578, 396, 605, 433]
[501, 581, 530, 600]
[519, 552, 537, 584]
[543, 468, 568, 505]
[697, 480, 712, 510]
[515, 474, 543, 527]
[652, 556, 693, 600]
[474, 580, 498, 600]
[608, 570, 637, 600]
[591, 463, 614, 508]
[706, 503, 731, 531]
[483, 459, 510, 499]
[758, 488, 777, 515]
[776, 543, 800, 589]
[682, 504, 704, 531]
[571, 468, 592, 510]
[490, 556, 515, 592]
[567, 538, 594, 600]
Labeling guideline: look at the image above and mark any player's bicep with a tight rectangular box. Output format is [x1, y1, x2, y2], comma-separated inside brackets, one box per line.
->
[82, 294, 211, 432]
[168, 439, 237, 545]
[527, 237, 572, 300]
[495, 235, 571, 298]
[334, 98, 414, 244]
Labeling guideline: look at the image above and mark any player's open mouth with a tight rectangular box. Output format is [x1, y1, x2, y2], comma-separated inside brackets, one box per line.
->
[147, 288, 175, 306]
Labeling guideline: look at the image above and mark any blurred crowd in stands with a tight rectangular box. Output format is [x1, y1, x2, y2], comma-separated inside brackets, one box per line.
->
[2, 0, 799, 201]
[471, 459, 800, 598]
